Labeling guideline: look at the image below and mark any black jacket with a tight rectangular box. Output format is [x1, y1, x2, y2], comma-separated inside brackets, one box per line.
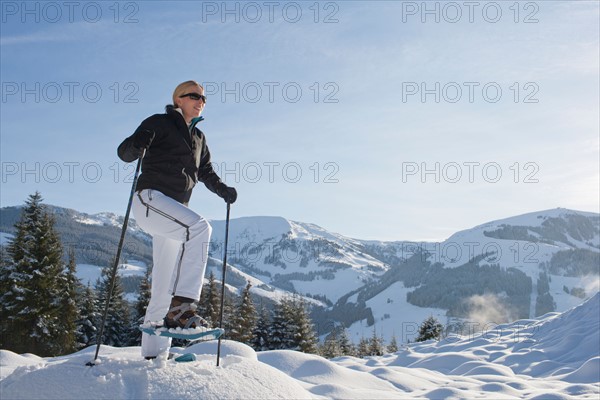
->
[118, 105, 223, 205]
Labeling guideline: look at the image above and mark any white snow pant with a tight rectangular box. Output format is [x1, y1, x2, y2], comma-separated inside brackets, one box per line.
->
[132, 189, 212, 358]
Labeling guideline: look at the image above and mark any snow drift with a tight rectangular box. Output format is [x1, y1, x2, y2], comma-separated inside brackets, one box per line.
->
[1, 293, 598, 399]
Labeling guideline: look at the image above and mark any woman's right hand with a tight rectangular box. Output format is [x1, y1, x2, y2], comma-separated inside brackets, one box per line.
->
[216, 183, 237, 204]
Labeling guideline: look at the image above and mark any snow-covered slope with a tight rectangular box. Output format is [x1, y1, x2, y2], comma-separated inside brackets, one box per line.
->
[209, 216, 389, 305]
[442, 208, 599, 268]
[204, 255, 327, 307]
[76, 260, 148, 286]
[1, 294, 598, 399]
[439, 209, 599, 311]
[340, 208, 599, 341]
[42, 206, 149, 238]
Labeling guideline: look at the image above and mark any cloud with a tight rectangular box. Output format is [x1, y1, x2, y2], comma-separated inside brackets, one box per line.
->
[466, 293, 520, 328]
[0, 31, 74, 46]
[581, 275, 600, 297]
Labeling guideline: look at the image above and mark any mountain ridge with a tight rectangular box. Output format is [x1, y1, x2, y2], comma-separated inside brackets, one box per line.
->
[1, 205, 598, 342]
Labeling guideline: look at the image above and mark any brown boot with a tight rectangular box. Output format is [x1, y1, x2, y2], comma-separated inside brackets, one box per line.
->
[164, 296, 209, 329]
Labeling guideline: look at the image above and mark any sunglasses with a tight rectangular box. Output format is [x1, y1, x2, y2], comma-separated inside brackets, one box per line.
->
[179, 93, 207, 102]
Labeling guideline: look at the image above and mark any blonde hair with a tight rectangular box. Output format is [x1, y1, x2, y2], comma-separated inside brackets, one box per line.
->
[172, 81, 204, 108]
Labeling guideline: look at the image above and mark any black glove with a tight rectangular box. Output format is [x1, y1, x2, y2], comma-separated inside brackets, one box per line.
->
[133, 129, 155, 151]
[216, 183, 237, 204]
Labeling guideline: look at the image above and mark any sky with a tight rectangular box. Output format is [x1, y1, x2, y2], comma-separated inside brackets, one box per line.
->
[1, 1, 599, 241]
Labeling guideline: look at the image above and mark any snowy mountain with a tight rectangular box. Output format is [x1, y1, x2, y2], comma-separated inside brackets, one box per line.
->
[0, 205, 152, 269]
[1, 205, 598, 342]
[209, 216, 389, 304]
[207, 209, 599, 341]
[1, 293, 598, 399]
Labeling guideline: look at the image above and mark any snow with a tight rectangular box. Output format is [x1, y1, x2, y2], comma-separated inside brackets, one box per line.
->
[15, 207, 591, 346]
[74, 212, 124, 228]
[209, 215, 391, 305]
[211, 216, 293, 245]
[208, 209, 598, 331]
[549, 275, 599, 311]
[466, 208, 599, 233]
[119, 260, 147, 277]
[345, 281, 447, 343]
[73, 217, 103, 226]
[76, 261, 147, 286]
[68, 210, 149, 241]
[76, 264, 106, 286]
[440, 208, 598, 270]
[291, 268, 371, 305]
[1, 293, 598, 399]
[123, 293, 139, 302]
[204, 261, 326, 307]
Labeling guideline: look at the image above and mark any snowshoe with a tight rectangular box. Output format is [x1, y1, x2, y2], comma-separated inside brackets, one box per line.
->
[164, 297, 209, 329]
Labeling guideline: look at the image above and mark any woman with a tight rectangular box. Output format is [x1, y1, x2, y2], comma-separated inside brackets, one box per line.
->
[118, 80, 237, 359]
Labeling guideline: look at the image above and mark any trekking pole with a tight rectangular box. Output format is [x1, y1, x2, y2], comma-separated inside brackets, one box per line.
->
[216, 202, 231, 367]
[86, 149, 146, 366]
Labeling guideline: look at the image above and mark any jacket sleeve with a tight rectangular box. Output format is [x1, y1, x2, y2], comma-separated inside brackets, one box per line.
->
[117, 135, 140, 162]
[117, 116, 157, 162]
[197, 136, 224, 194]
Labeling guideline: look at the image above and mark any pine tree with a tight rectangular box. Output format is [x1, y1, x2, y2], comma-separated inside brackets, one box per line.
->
[0, 192, 71, 356]
[321, 330, 342, 359]
[269, 298, 295, 350]
[387, 334, 399, 353]
[0, 244, 11, 350]
[200, 271, 220, 326]
[76, 284, 98, 349]
[290, 297, 318, 354]
[95, 263, 131, 347]
[252, 305, 271, 351]
[266, 297, 319, 353]
[57, 248, 80, 353]
[357, 337, 369, 358]
[128, 266, 151, 346]
[222, 292, 236, 338]
[367, 328, 385, 356]
[230, 281, 257, 344]
[337, 327, 356, 357]
[416, 316, 443, 342]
